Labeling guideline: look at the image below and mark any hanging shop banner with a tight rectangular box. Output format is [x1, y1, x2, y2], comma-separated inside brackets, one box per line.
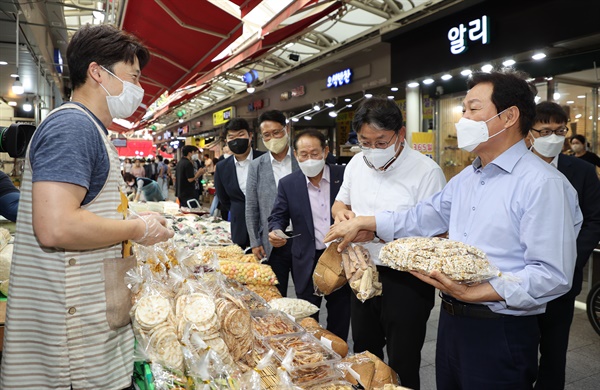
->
[336, 111, 355, 148]
[213, 106, 236, 126]
[412, 132, 435, 159]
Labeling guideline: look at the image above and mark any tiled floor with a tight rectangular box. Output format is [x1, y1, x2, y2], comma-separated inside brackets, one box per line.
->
[304, 279, 600, 390]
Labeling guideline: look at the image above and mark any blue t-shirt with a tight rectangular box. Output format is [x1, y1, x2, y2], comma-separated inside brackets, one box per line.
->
[29, 103, 111, 205]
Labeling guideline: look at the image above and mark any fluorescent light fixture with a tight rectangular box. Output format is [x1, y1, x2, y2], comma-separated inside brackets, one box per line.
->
[23, 98, 32, 112]
[291, 117, 299, 122]
[422, 78, 434, 85]
[304, 115, 312, 120]
[502, 59, 516, 67]
[481, 64, 493, 73]
[390, 87, 399, 92]
[364, 93, 373, 98]
[7, 101, 17, 106]
[387, 96, 394, 99]
[344, 98, 351, 102]
[12, 77, 24, 95]
[553, 92, 560, 100]
[460, 69, 472, 76]
[328, 111, 338, 117]
[407, 82, 419, 88]
[441, 74, 452, 81]
[532, 52, 546, 60]
[575, 114, 582, 119]
[566, 100, 574, 104]
[10, 73, 18, 78]
[325, 102, 335, 108]
[0, 61, 7, 65]
[589, 116, 593, 120]
[577, 95, 586, 98]
[346, 104, 352, 108]
[246, 86, 255, 93]
[313, 103, 321, 110]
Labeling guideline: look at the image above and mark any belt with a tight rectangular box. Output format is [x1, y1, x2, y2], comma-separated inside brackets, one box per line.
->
[441, 295, 503, 319]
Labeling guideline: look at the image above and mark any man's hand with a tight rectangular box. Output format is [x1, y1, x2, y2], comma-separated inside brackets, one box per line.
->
[334, 209, 356, 224]
[268, 231, 287, 248]
[410, 270, 500, 303]
[325, 219, 362, 251]
[252, 245, 267, 261]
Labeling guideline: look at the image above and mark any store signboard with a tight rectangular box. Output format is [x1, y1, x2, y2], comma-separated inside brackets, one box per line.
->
[412, 132, 435, 159]
[326, 69, 352, 88]
[248, 98, 270, 112]
[212, 106, 235, 126]
[447, 15, 489, 54]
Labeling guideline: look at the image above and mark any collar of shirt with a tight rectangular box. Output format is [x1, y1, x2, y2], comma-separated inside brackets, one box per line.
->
[550, 153, 559, 168]
[471, 140, 529, 174]
[234, 148, 253, 167]
[269, 146, 292, 165]
[305, 164, 330, 188]
[385, 142, 409, 172]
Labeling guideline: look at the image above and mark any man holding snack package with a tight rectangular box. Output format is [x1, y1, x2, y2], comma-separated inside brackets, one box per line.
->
[1, 25, 174, 389]
[326, 70, 582, 389]
[267, 129, 351, 340]
[328, 96, 446, 389]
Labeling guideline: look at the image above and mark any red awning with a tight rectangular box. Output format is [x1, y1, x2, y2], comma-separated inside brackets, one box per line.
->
[115, 139, 173, 159]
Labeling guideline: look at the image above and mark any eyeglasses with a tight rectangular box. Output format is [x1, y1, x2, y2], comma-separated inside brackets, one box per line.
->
[358, 133, 398, 150]
[530, 126, 569, 137]
[297, 151, 324, 160]
[260, 128, 285, 140]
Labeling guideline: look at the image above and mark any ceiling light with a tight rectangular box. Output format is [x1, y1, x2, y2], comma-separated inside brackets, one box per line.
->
[387, 96, 394, 99]
[422, 78, 434, 85]
[23, 97, 32, 112]
[364, 93, 373, 98]
[344, 98, 351, 102]
[441, 74, 452, 81]
[532, 52, 546, 60]
[291, 117, 299, 122]
[178, 118, 184, 123]
[534, 96, 541, 103]
[12, 77, 24, 95]
[246, 86, 255, 93]
[481, 64, 493, 73]
[589, 116, 593, 120]
[328, 111, 338, 117]
[577, 95, 586, 98]
[10, 73, 18, 78]
[502, 59, 516, 67]
[304, 115, 312, 120]
[325, 101, 335, 108]
[566, 100, 574, 104]
[92, 10, 105, 21]
[0, 61, 7, 65]
[390, 87, 399, 92]
[407, 82, 419, 88]
[460, 69, 472, 76]
[575, 114, 582, 119]
[553, 92, 560, 100]
[7, 101, 17, 106]
[313, 103, 321, 110]
[346, 104, 352, 108]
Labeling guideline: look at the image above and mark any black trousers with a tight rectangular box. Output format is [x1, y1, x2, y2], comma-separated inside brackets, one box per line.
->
[534, 290, 577, 390]
[268, 240, 292, 297]
[295, 249, 352, 341]
[436, 305, 539, 390]
[351, 266, 434, 390]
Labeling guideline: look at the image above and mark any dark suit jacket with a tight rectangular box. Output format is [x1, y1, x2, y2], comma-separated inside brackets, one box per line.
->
[558, 154, 600, 295]
[214, 149, 264, 248]
[268, 164, 345, 294]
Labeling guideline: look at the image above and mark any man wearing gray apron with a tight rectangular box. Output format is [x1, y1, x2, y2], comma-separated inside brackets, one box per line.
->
[1, 25, 173, 390]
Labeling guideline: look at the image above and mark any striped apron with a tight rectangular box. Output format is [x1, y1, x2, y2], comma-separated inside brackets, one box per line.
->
[0, 104, 135, 389]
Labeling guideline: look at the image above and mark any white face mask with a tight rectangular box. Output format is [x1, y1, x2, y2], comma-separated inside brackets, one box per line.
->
[455, 108, 509, 152]
[98, 66, 144, 119]
[530, 132, 565, 158]
[191, 153, 199, 161]
[299, 157, 325, 178]
[264, 132, 289, 154]
[362, 135, 399, 172]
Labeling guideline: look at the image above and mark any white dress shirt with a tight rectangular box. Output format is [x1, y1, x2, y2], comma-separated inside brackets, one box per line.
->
[234, 148, 253, 196]
[306, 165, 330, 250]
[269, 146, 293, 187]
[336, 146, 446, 265]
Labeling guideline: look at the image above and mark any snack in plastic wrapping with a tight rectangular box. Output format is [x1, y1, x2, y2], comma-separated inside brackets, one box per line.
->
[307, 380, 356, 389]
[299, 317, 348, 358]
[252, 310, 304, 339]
[379, 236, 500, 283]
[313, 241, 347, 296]
[215, 293, 255, 365]
[339, 351, 398, 390]
[211, 245, 245, 261]
[342, 244, 382, 302]
[219, 260, 279, 285]
[245, 284, 282, 302]
[268, 298, 319, 320]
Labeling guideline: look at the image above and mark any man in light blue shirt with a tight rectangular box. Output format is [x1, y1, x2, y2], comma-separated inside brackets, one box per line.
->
[325, 70, 582, 389]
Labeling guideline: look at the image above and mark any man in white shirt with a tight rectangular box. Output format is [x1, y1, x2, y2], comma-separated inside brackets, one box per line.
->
[246, 110, 299, 296]
[331, 96, 446, 389]
[214, 118, 264, 248]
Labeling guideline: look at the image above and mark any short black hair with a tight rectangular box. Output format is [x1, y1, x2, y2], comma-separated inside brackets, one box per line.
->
[67, 24, 150, 90]
[258, 110, 286, 129]
[223, 118, 251, 139]
[157, 155, 163, 161]
[467, 70, 536, 137]
[181, 145, 198, 156]
[294, 129, 327, 151]
[123, 173, 136, 182]
[352, 96, 403, 134]
[571, 134, 586, 144]
[534, 101, 569, 125]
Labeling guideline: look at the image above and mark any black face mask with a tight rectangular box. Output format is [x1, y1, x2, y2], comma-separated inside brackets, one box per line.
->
[227, 138, 250, 155]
